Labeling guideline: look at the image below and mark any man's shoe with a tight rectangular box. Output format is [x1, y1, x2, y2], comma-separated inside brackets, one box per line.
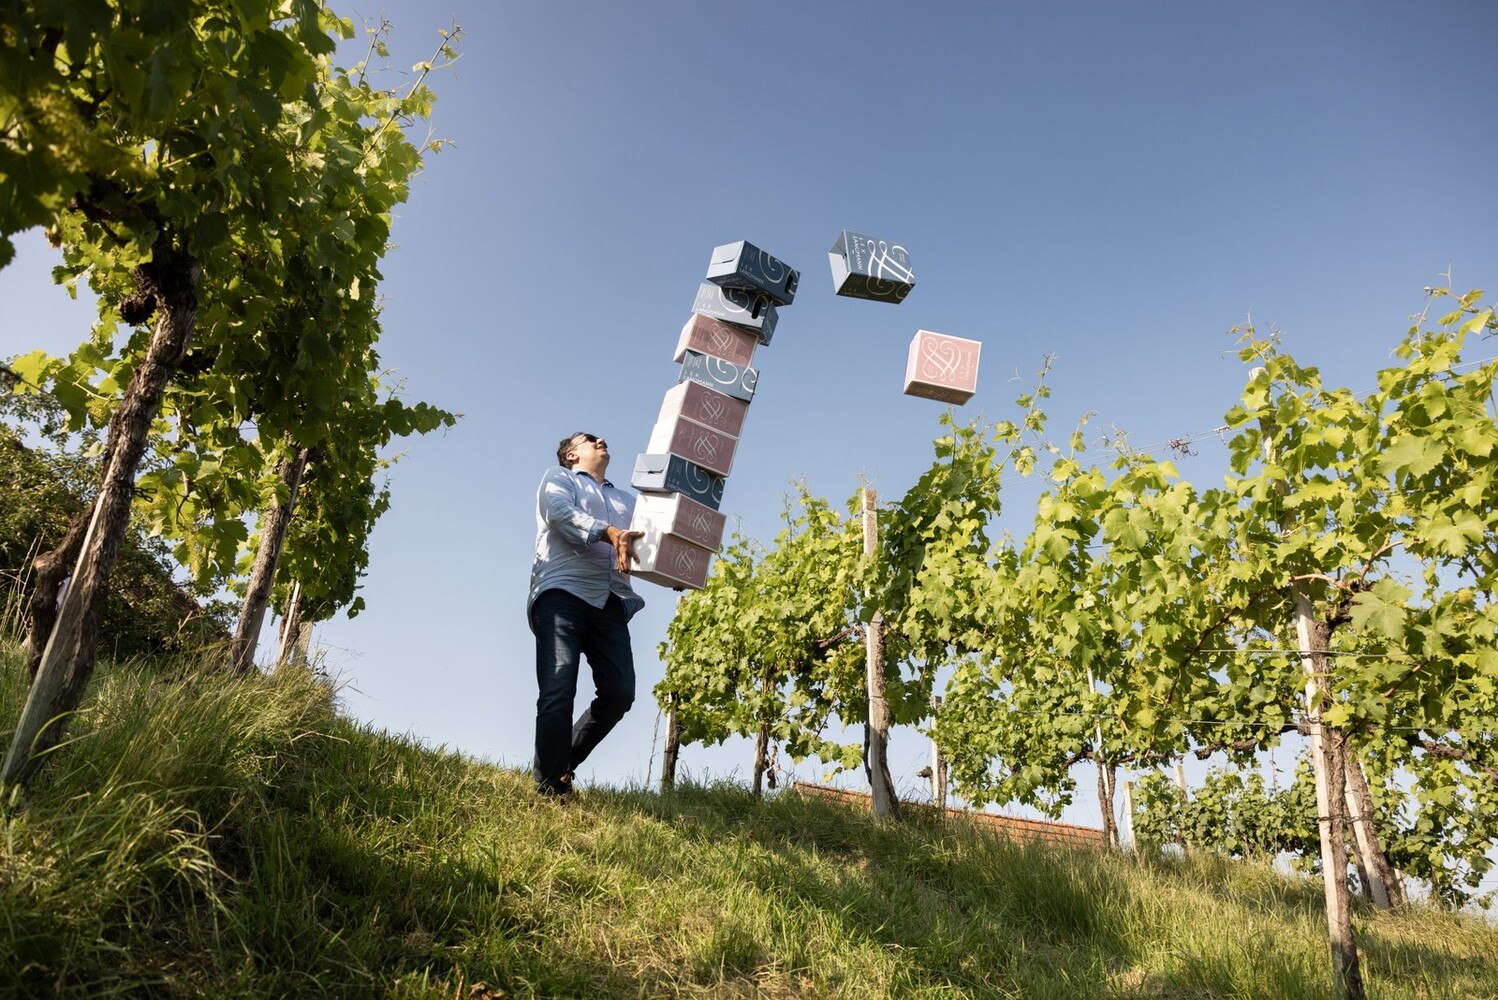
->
[536, 771, 577, 800]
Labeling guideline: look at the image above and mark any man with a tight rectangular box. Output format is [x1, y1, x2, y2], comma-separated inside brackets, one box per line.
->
[528, 431, 644, 798]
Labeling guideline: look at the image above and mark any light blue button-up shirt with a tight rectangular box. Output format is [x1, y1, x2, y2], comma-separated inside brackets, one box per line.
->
[528, 466, 645, 620]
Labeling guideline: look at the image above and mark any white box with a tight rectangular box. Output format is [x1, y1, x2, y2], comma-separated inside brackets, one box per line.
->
[627, 521, 715, 590]
[656, 380, 748, 439]
[630, 492, 726, 552]
[647, 411, 738, 477]
[674, 313, 760, 367]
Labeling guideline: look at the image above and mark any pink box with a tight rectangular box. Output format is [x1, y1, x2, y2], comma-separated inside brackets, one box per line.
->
[628, 524, 714, 590]
[630, 492, 725, 552]
[656, 380, 748, 439]
[674, 313, 759, 368]
[647, 413, 738, 477]
[904, 329, 981, 404]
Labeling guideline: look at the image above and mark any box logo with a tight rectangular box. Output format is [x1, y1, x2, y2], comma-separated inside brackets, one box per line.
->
[709, 328, 735, 354]
[918, 333, 977, 386]
[698, 393, 727, 423]
[672, 546, 703, 576]
[689, 432, 720, 462]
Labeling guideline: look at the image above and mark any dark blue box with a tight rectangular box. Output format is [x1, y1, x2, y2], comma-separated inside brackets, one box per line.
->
[632, 453, 726, 511]
[679, 349, 758, 403]
[692, 282, 778, 344]
[706, 240, 799, 306]
[828, 230, 915, 304]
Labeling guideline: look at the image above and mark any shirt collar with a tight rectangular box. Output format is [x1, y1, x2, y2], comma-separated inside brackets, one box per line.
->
[574, 469, 613, 488]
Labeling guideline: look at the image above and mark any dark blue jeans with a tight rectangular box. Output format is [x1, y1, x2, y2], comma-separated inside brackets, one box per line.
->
[530, 589, 635, 794]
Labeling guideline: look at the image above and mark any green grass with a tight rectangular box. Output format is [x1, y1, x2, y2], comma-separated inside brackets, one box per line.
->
[2, 639, 1496, 998]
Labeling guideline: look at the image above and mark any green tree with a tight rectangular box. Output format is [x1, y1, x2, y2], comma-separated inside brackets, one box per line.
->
[1, 0, 337, 788]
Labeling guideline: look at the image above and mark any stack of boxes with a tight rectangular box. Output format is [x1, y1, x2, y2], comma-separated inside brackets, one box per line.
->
[628, 241, 799, 590]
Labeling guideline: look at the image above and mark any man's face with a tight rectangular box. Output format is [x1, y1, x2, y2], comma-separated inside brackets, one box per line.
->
[568, 433, 609, 471]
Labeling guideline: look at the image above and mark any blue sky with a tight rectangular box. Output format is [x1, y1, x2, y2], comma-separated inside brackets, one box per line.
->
[4, 1, 1497, 834]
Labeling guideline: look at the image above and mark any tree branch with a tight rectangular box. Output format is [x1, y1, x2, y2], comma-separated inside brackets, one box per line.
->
[1407, 734, 1498, 784]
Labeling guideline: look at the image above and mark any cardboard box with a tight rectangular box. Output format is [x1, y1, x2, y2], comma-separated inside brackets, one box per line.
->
[647, 412, 738, 477]
[627, 523, 714, 591]
[904, 329, 981, 404]
[631, 492, 726, 552]
[657, 379, 749, 439]
[706, 240, 800, 306]
[679, 349, 757, 403]
[692, 282, 779, 344]
[674, 313, 759, 368]
[828, 230, 915, 304]
[632, 453, 725, 511]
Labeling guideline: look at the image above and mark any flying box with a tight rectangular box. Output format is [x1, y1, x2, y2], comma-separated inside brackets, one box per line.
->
[674, 313, 760, 368]
[632, 453, 726, 511]
[656, 379, 749, 439]
[828, 230, 916, 304]
[679, 349, 758, 404]
[647, 413, 737, 477]
[903, 329, 981, 404]
[706, 240, 800, 306]
[631, 492, 726, 552]
[627, 524, 714, 591]
[692, 282, 779, 344]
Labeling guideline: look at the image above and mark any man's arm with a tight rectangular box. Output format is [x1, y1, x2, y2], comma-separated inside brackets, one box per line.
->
[539, 469, 610, 546]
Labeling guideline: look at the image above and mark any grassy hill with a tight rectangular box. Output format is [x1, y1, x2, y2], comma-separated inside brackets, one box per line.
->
[1, 639, 1495, 999]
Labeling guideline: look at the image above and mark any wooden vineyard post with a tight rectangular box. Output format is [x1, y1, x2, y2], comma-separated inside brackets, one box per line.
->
[276, 581, 304, 669]
[660, 596, 685, 793]
[1088, 667, 1119, 849]
[1121, 779, 1136, 852]
[230, 446, 309, 675]
[862, 488, 898, 821]
[1173, 761, 1190, 855]
[661, 704, 680, 791]
[752, 664, 773, 799]
[1344, 755, 1402, 907]
[1260, 383, 1364, 1000]
[1291, 581, 1363, 998]
[930, 695, 947, 814]
[4, 452, 114, 786]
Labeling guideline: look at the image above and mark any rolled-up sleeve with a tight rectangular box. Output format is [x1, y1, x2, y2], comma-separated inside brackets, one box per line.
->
[540, 469, 609, 546]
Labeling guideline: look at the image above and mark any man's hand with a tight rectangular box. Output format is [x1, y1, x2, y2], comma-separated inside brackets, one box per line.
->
[603, 525, 644, 573]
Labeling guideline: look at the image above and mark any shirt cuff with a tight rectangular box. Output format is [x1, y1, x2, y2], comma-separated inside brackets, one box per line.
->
[590, 519, 612, 544]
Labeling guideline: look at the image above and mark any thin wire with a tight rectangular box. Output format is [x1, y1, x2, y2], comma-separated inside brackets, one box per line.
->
[646, 706, 662, 783]
[1035, 708, 1475, 735]
[1171, 648, 1424, 660]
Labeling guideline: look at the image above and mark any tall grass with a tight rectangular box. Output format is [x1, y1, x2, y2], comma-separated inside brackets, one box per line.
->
[2, 637, 1495, 997]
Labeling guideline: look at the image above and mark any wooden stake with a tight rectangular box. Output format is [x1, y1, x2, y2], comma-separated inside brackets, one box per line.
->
[660, 706, 680, 791]
[5, 453, 115, 785]
[930, 694, 947, 813]
[1173, 760, 1190, 855]
[752, 666, 773, 798]
[1260, 382, 1364, 1000]
[230, 446, 309, 675]
[1121, 779, 1136, 852]
[5, 245, 201, 789]
[1088, 666, 1118, 850]
[1344, 752, 1401, 908]
[862, 488, 897, 821]
[275, 580, 304, 669]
